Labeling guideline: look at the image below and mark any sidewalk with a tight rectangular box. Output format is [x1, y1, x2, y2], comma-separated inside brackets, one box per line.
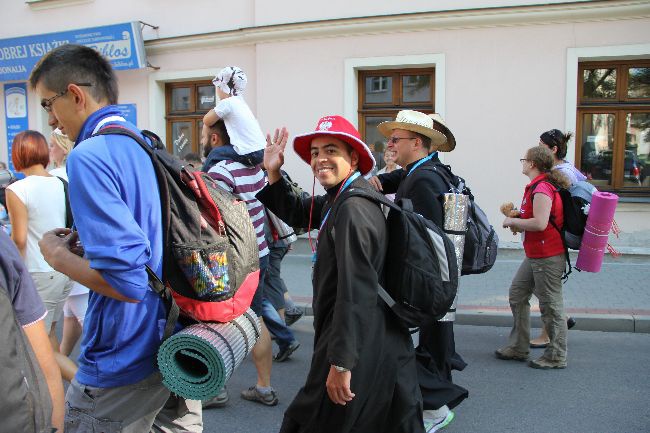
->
[281, 239, 650, 333]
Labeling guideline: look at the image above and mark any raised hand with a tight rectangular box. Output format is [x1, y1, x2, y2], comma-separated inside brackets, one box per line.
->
[264, 127, 289, 184]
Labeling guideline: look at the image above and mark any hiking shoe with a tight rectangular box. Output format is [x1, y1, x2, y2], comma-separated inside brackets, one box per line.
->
[528, 357, 567, 370]
[274, 341, 300, 362]
[424, 410, 455, 433]
[285, 308, 304, 326]
[241, 386, 279, 406]
[495, 346, 529, 362]
[202, 387, 229, 409]
[567, 317, 577, 330]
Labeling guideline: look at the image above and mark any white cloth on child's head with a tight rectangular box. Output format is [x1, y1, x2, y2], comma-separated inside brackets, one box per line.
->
[213, 66, 247, 96]
[214, 96, 266, 155]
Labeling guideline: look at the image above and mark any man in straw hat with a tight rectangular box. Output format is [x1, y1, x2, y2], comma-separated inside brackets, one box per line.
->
[258, 116, 424, 433]
[369, 110, 467, 432]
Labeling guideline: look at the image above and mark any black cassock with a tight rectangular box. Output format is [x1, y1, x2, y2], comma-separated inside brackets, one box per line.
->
[257, 175, 424, 433]
[378, 157, 469, 411]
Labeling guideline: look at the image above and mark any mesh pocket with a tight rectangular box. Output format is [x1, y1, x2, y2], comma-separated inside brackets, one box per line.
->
[174, 243, 233, 301]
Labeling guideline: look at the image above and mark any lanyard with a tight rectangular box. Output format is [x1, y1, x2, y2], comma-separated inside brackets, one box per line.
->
[311, 171, 360, 263]
[318, 172, 360, 232]
[407, 152, 437, 176]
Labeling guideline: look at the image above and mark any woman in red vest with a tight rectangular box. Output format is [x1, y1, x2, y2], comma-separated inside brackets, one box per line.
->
[495, 145, 571, 370]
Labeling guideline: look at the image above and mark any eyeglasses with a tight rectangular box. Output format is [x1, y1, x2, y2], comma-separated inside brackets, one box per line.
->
[40, 83, 92, 113]
[388, 137, 416, 144]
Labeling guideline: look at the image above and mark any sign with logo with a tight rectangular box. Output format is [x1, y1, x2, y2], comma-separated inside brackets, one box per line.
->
[4, 83, 28, 173]
[116, 103, 137, 126]
[0, 22, 147, 82]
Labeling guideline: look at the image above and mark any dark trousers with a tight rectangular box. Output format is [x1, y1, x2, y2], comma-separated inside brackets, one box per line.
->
[416, 321, 468, 410]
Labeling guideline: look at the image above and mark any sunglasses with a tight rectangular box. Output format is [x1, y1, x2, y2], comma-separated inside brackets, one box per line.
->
[40, 83, 92, 113]
[388, 136, 416, 144]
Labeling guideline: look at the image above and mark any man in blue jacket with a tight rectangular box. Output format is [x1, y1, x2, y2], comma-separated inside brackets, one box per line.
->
[32, 44, 202, 432]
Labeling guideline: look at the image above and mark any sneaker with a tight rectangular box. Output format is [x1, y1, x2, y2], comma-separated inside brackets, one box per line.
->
[528, 357, 567, 370]
[241, 385, 279, 406]
[285, 308, 304, 326]
[424, 410, 455, 433]
[494, 346, 529, 362]
[274, 340, 300, 362]
[202, 387, 229, 409]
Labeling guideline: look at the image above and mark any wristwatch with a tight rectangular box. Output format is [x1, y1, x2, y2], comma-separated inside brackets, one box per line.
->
[333, 365, 350, 373]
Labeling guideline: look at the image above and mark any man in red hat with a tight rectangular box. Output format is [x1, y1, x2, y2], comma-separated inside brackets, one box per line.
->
[257, 116, 424, 433]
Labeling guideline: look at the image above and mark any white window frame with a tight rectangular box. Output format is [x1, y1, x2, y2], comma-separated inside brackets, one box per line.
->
[148, 68, 218, 145]
[565, 43, 650, 165]
[343, 53, 446, 128]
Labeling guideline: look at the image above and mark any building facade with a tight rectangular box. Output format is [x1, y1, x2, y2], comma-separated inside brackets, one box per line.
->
[1, 0, 649, 251]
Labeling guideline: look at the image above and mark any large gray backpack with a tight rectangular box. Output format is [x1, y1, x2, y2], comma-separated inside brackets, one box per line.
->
[0, 284, 52, 433]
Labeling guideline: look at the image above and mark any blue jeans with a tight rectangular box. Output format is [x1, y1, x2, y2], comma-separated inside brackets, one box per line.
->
[252, 255, 296, 350]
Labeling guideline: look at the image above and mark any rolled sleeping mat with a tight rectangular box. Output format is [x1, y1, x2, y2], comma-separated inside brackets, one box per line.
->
[439, 193, 469, 322]
[157, 309, 261, 400]
[576, 191, 619, 273]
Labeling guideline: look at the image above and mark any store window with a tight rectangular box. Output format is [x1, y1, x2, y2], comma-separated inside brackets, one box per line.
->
[576, 60, 650, 195]
[165, 81, 216, 159]
[358, 68, 434, 173]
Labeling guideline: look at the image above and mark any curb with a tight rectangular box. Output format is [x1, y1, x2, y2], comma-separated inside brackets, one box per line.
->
[293, 303, 650, 334]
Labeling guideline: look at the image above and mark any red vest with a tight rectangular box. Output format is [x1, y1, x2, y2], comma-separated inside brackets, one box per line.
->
[520, 174, 565, 258]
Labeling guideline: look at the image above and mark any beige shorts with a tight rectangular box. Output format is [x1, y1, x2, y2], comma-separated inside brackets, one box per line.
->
[31, 271, 71, 331]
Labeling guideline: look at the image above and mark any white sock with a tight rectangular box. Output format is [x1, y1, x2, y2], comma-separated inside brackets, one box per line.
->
[424, 405, 449, 420]
[256, 385, 273, 394]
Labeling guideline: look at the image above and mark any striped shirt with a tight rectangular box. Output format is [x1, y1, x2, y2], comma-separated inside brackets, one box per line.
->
[208, 160, 269, 257]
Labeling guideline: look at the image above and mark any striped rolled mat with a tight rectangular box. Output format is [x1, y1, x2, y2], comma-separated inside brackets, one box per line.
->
[157, 309, 261, 400]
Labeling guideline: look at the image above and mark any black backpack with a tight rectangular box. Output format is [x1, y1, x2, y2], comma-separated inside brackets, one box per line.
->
[0, 283, 53, 433]
[531, 179, 594, 250]
[423, 163, 499, 275]
[334, 188, 458, 328]
[94, 126, 260, 337]
[530, 179, 593, 280]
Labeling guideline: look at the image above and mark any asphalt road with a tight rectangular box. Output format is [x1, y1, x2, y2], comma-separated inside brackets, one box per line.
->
[203, 318, 650, 433]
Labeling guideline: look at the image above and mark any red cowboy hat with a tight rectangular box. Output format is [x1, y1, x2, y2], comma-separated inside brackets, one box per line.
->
[293, 115, 375, 175]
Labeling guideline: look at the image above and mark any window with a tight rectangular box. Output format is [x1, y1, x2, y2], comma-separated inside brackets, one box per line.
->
[165, 81, 216, 159]
[358, 68, 434, 173]
[576, 60, 650, 194]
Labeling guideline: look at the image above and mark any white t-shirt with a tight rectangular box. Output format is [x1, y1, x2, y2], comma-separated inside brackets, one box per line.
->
[49, 166, 68, 181]
[47, 165, 90, 297]
[6, 175, 66, 272]
[214, 95, 266, 155]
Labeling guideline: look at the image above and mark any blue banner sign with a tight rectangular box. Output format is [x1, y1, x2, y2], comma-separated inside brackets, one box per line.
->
[116, 103, 137, 126]
[0, 22, 146, 82]
[4, 83, 29, 173]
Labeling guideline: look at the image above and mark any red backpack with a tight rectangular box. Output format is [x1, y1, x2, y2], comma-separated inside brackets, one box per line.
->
[94, 126, 260, 339]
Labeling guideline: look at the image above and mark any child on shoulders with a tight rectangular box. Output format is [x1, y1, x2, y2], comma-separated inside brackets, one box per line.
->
[202, 66, 265, 170]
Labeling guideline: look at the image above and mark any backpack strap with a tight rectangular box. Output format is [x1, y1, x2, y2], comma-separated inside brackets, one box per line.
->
[55, 176, 73, 229]
[330, 187, 407, 309]
[93, 125, 180, 340]
[529, 180, 572, 281]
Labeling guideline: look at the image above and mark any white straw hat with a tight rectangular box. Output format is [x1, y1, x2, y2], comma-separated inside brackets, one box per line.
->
[378, 110, 448, 151]
[428, 113, 456, 152]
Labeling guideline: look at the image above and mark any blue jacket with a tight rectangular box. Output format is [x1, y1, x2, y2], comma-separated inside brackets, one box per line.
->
[68, 106, 166, 388]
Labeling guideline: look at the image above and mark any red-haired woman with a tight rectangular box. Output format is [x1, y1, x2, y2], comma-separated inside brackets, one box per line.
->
[5, 130, 76, 380]
[495, 145, 571, 370]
